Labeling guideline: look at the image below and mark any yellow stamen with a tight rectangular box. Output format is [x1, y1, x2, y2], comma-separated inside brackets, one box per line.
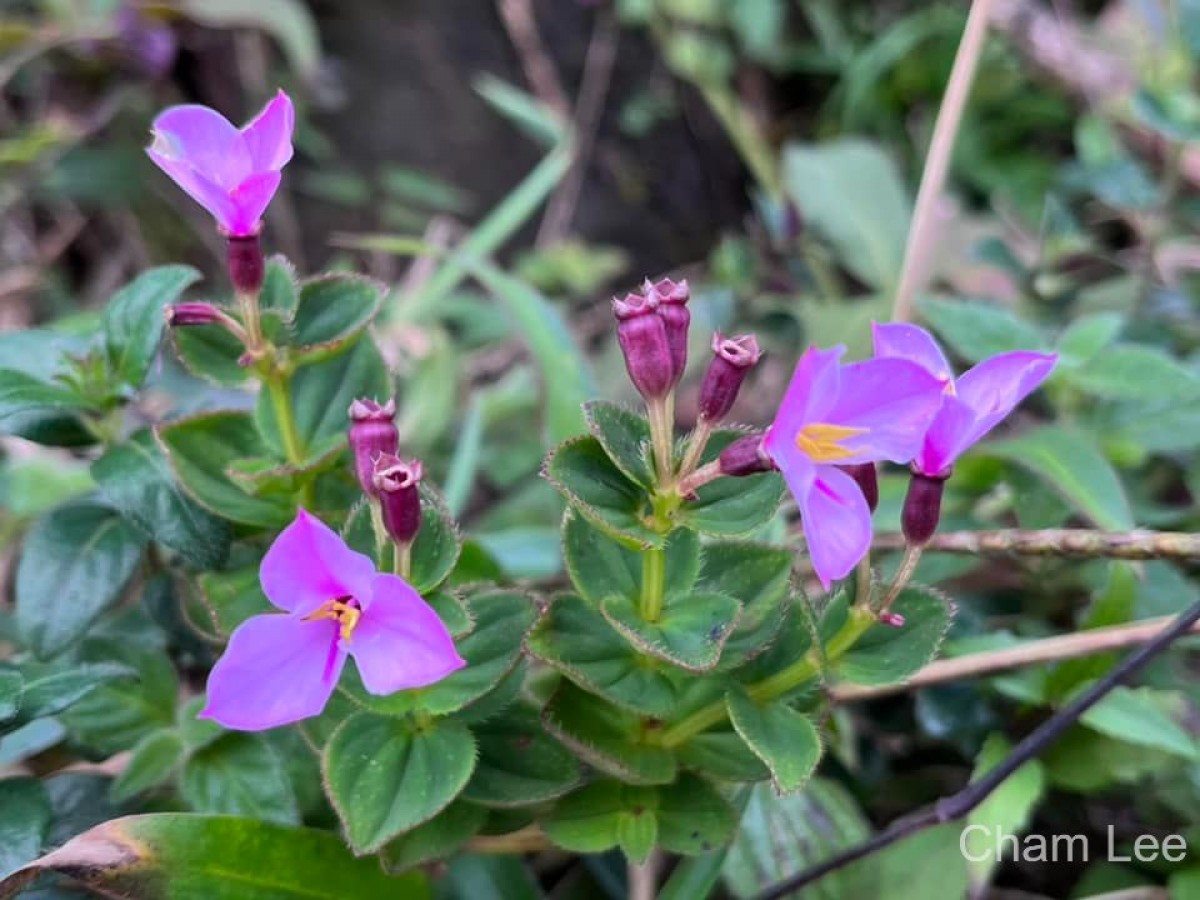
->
[303, 599, 362, 642]
[796, 422, 867, 463]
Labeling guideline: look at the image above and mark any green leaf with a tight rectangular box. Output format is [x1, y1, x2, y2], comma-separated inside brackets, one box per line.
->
[835, 587, 953, 685]
[602, 590, 741, 672]
[111, 730, 186, 801]
[723, 780, 878, 899]
[919, 297, 1049, 363]
[698, 542, 792, 669]
[0, 369, 86, 431]
[158, 411, 294, 528]
[584, 401, 653, 487]
[985, 425, 1134, 530]
[678, 431, 785, 537]
[225, 445, 346, 499]
[726, 687, 822, 793]
[256, 336, 390, 456]
[0, 778, 50, 880]
[172, 317, 253, 386]
[1079, 686, 1198, 759]
[443, 855, 543, 900]
[618, 803, 659, 864]
[289, 273, 384, 356]
[14, 662, 135, 721]
[197, 567, 271, 637]
[323, 712, 477, 853]
[259, 256, 300, 315]
[379, 802, 488, 873]
[179, 0, 321, 76]
[1071, 345, 1200, 401]
[0, 670, 21, 722]
[1056, 313, 1123, 366]
[964, 733, 1045, 890]
[782, 139, 909, 291]
[465, 706, 582, 807]
[656, 774, 738, 855]
[545, 436, 661, 548]
[674, 730, 770, 782]
[0, 813, 431, 898]
[528, 593, 684, 717]
[542, 780, 638, 856]
[93, 430, 231, 568]
[410, 486, 462, 593]
[563, 510, 701, 608]
[181, 732, 299, 824]
[542, 681, 676, 785]
[16, 503, 146, 658]
[102, 265, 200, 387]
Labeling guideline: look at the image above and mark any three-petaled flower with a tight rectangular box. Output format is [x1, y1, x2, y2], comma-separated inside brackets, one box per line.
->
[872, 323, 1057, 477]
[763, 346, 945, 588]
[200, 510, 464, 731]
[147, 90, 294, 237]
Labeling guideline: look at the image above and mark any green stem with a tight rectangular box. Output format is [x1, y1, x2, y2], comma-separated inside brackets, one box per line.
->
[678, 419, 713, 479]
[395, 541, 413, 580]
[695, 83, 782, 199]
[659, 606, 876, 748]
[648, 395, 676, 487]
[263, 369, 313, 508]
[640, 545, 666, 623]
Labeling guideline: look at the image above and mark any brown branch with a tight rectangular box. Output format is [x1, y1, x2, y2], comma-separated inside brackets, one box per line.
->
[833, 614, 1200, 702]
[496, 0, 571, 118]
[872, 528, 1200, 560]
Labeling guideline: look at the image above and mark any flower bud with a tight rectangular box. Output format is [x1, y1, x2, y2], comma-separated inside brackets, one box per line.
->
[227, 232, 265, 295]
[614, 290, 674, 401]
[718, 434, 775, 477]
[698, 332, 761, 423]
[647, 277, 690, 386]
[878, 611, 906, 628]
[901, 470, 948, 545]
[348, 398, 398, 496]
[840, 463, 879, 513]
[373, 453, 423, 545]
[166, 302, 223, 327]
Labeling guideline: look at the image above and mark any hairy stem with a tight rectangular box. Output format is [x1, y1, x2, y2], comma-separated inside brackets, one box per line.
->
[872, 528, 1200, 560]
[263, 369, 313, 508]
[678, 419, 713, 479]
[394, 541, 412, 580]
[753, 596, 1200, 899]
[647, 395, 676, 487]
[641, 546, 666, 623]
[878, 544, 923, 614]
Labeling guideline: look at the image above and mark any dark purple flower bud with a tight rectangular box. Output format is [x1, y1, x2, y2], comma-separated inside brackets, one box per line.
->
[698, 332, 761, 423]
[614, 290, 674, 401]
[718, 434, 776, 477]
[227, 232, 265, 295]
[166, 302, 222, 327]
[901, 470, 949, 545]
[374, 453, 423, 545]
[840, 463, 879, 513]
[647, 277, 690, 386]
[348, 398, 398, 496]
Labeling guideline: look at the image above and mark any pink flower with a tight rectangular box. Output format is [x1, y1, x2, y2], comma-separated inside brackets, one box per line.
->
[147, 90, 294, 236]
[763, 346, 945, 588]
[199, 510, 464, 731]
[872, 323, 1057, 477]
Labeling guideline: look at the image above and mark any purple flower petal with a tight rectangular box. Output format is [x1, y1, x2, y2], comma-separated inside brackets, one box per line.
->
[349, 574, 465, 694]
[871, 322, 954, 381]
[225, 170, 282, 236]
[800, 466, 872, 589]
[146, 149, 240, 230]
[198, 613, 343, 731]
[259, 510, 377, 616]
[763, 345, 842, 461]
[828, 357, 946, 464]
[240, 90, 295, 172]
[914, 394, 979, 476]
[149, 104, 251, 189]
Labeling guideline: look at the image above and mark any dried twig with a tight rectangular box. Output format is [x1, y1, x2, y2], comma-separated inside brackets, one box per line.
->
[496, 0, 571, 118]
[871, 528, 1200, 560]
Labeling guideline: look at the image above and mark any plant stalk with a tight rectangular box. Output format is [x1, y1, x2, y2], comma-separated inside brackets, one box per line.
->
[640, 545, 666, 623]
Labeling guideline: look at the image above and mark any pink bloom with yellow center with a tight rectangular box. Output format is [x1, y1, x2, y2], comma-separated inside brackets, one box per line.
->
[199, 510, 464, 731]
[147, 90, 294, 236]
[872, 323, 1057, 477]
[763, 346, 945, 587]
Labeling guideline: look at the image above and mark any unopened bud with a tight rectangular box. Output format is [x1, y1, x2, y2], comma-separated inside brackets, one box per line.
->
[878, 611, 906, 628]
[226, 232, 265, 295]
[646, 277, 690, 387]
[698, 332, 761, 423]
[718, 434, 775, 477]
[901, 470, 948, 545]
[841, 463, 879, 513]
[348, 398, 398, 496]
[373, 453, 423, 545]
[614, 290, 674, 401]
[166, 302, 223, 327]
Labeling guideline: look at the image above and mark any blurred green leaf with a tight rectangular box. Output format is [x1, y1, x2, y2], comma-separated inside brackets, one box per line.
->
[920, 297, 1049, 363]
[1079, 686, 1198, 760]
[180, 0, 321, 76]
[111, 730, 186, 802]
[474, 76, 565, 147]
[1070, 345, 1200, 401]
[0, 779, 50, 881]
[182, 733, 299, 824]
[964, 733, 1045, 890]
[102, 266, 200, 388]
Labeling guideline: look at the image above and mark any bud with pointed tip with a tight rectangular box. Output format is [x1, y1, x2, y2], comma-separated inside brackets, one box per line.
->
[373, 453, 423, 545]
[718, 434, 775, 477]
[698, 332, 761, 423]
[614, 289, 674, 402]
[348, 398, 398, 496]
[901, 470, 948, 545]
[840, 463, 879, 513]
[646, 277, 690, 386]
[227, 232, 265, 295]
[166, 302, 223, 327]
